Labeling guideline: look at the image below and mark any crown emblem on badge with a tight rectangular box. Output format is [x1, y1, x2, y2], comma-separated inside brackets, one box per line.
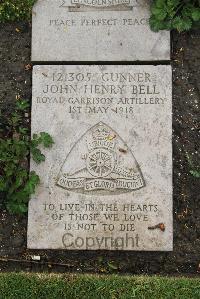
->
[88, 122, 115, 152]
[92, 122, 110, 140]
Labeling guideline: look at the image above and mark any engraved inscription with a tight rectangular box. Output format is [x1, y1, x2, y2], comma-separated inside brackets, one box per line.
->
[59, 0, 140, 7]
[28, 65, 172, 251]
[59, 0, 141, 12]
[71, 0, 131, 6]
[32, 1, 170, 61]
[57, 122, 145, 193]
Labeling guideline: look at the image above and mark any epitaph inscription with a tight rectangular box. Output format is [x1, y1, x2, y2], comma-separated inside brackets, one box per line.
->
[32, 0, 170, 61]
[28, 65, 173, 250]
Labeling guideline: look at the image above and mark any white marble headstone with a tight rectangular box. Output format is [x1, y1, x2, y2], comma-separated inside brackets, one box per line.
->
[32, 0, 170, 61]
[28, 65, 173, 251]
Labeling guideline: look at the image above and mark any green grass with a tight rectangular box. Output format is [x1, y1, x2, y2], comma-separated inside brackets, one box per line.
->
[0, 0, 36, 22]
[0, 273, 199, 299]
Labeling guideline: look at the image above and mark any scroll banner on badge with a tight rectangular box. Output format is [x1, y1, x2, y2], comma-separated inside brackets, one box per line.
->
[60, 0, 141, 7]
[61, 0, 141, 11]
[57, 176, 144, 191]
[70, 0, 131, 6]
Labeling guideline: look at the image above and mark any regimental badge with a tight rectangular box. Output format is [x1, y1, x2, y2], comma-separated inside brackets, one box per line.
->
[57, 122, 145, 194]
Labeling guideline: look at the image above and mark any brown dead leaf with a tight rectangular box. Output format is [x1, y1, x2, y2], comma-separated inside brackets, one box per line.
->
[148, 223, 165, 232]
[25, 64, 32, 71]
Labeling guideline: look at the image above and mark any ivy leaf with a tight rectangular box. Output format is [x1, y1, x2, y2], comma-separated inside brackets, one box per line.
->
[31, 132, 54, 149]
[166, 0, 181, 20]
[152, 7, 167, 21]
[23, 172, 40, 195]
[150, 0, 199, 32]
[0, 176, 6, 191]
[9, 113, 22, 127]
[19, 127, 29, 135]
[16, 99, 29, 111]
[29, 171, 40, 185]
[191, 8, 200, 21]
[4, 163, 17, 178]
[190, 170, 200, 178]
[172, 16, 192, 31]
[14, 170, 28, 190]
[0, 98, 53, 215]
[181, 4, 193, 18]
[39, 132, 54, 148]
[166, 0, 180, 8]
[149, 16, 166, 31]
[154, 0, 166, 9]
[6, 201, 28, 214]
[31, 147, 45, 163]
[31, 134, 40, 147]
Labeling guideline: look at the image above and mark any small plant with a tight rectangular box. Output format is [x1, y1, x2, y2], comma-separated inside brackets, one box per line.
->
[150, 0, 200, 32]
[107, 261, 118, 272]
[0, 99, 54, 214]
[0, 0, 36, 22]
[186, 153, 200, 178]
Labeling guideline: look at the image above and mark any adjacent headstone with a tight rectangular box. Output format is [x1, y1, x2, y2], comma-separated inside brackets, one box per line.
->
[32, 0, 170, 61]
[28, 65, 173, 250]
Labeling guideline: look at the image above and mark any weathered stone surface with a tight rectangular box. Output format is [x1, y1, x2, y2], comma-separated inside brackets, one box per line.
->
[32, 0, 170, 61]
[28, 65, 173, 250]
